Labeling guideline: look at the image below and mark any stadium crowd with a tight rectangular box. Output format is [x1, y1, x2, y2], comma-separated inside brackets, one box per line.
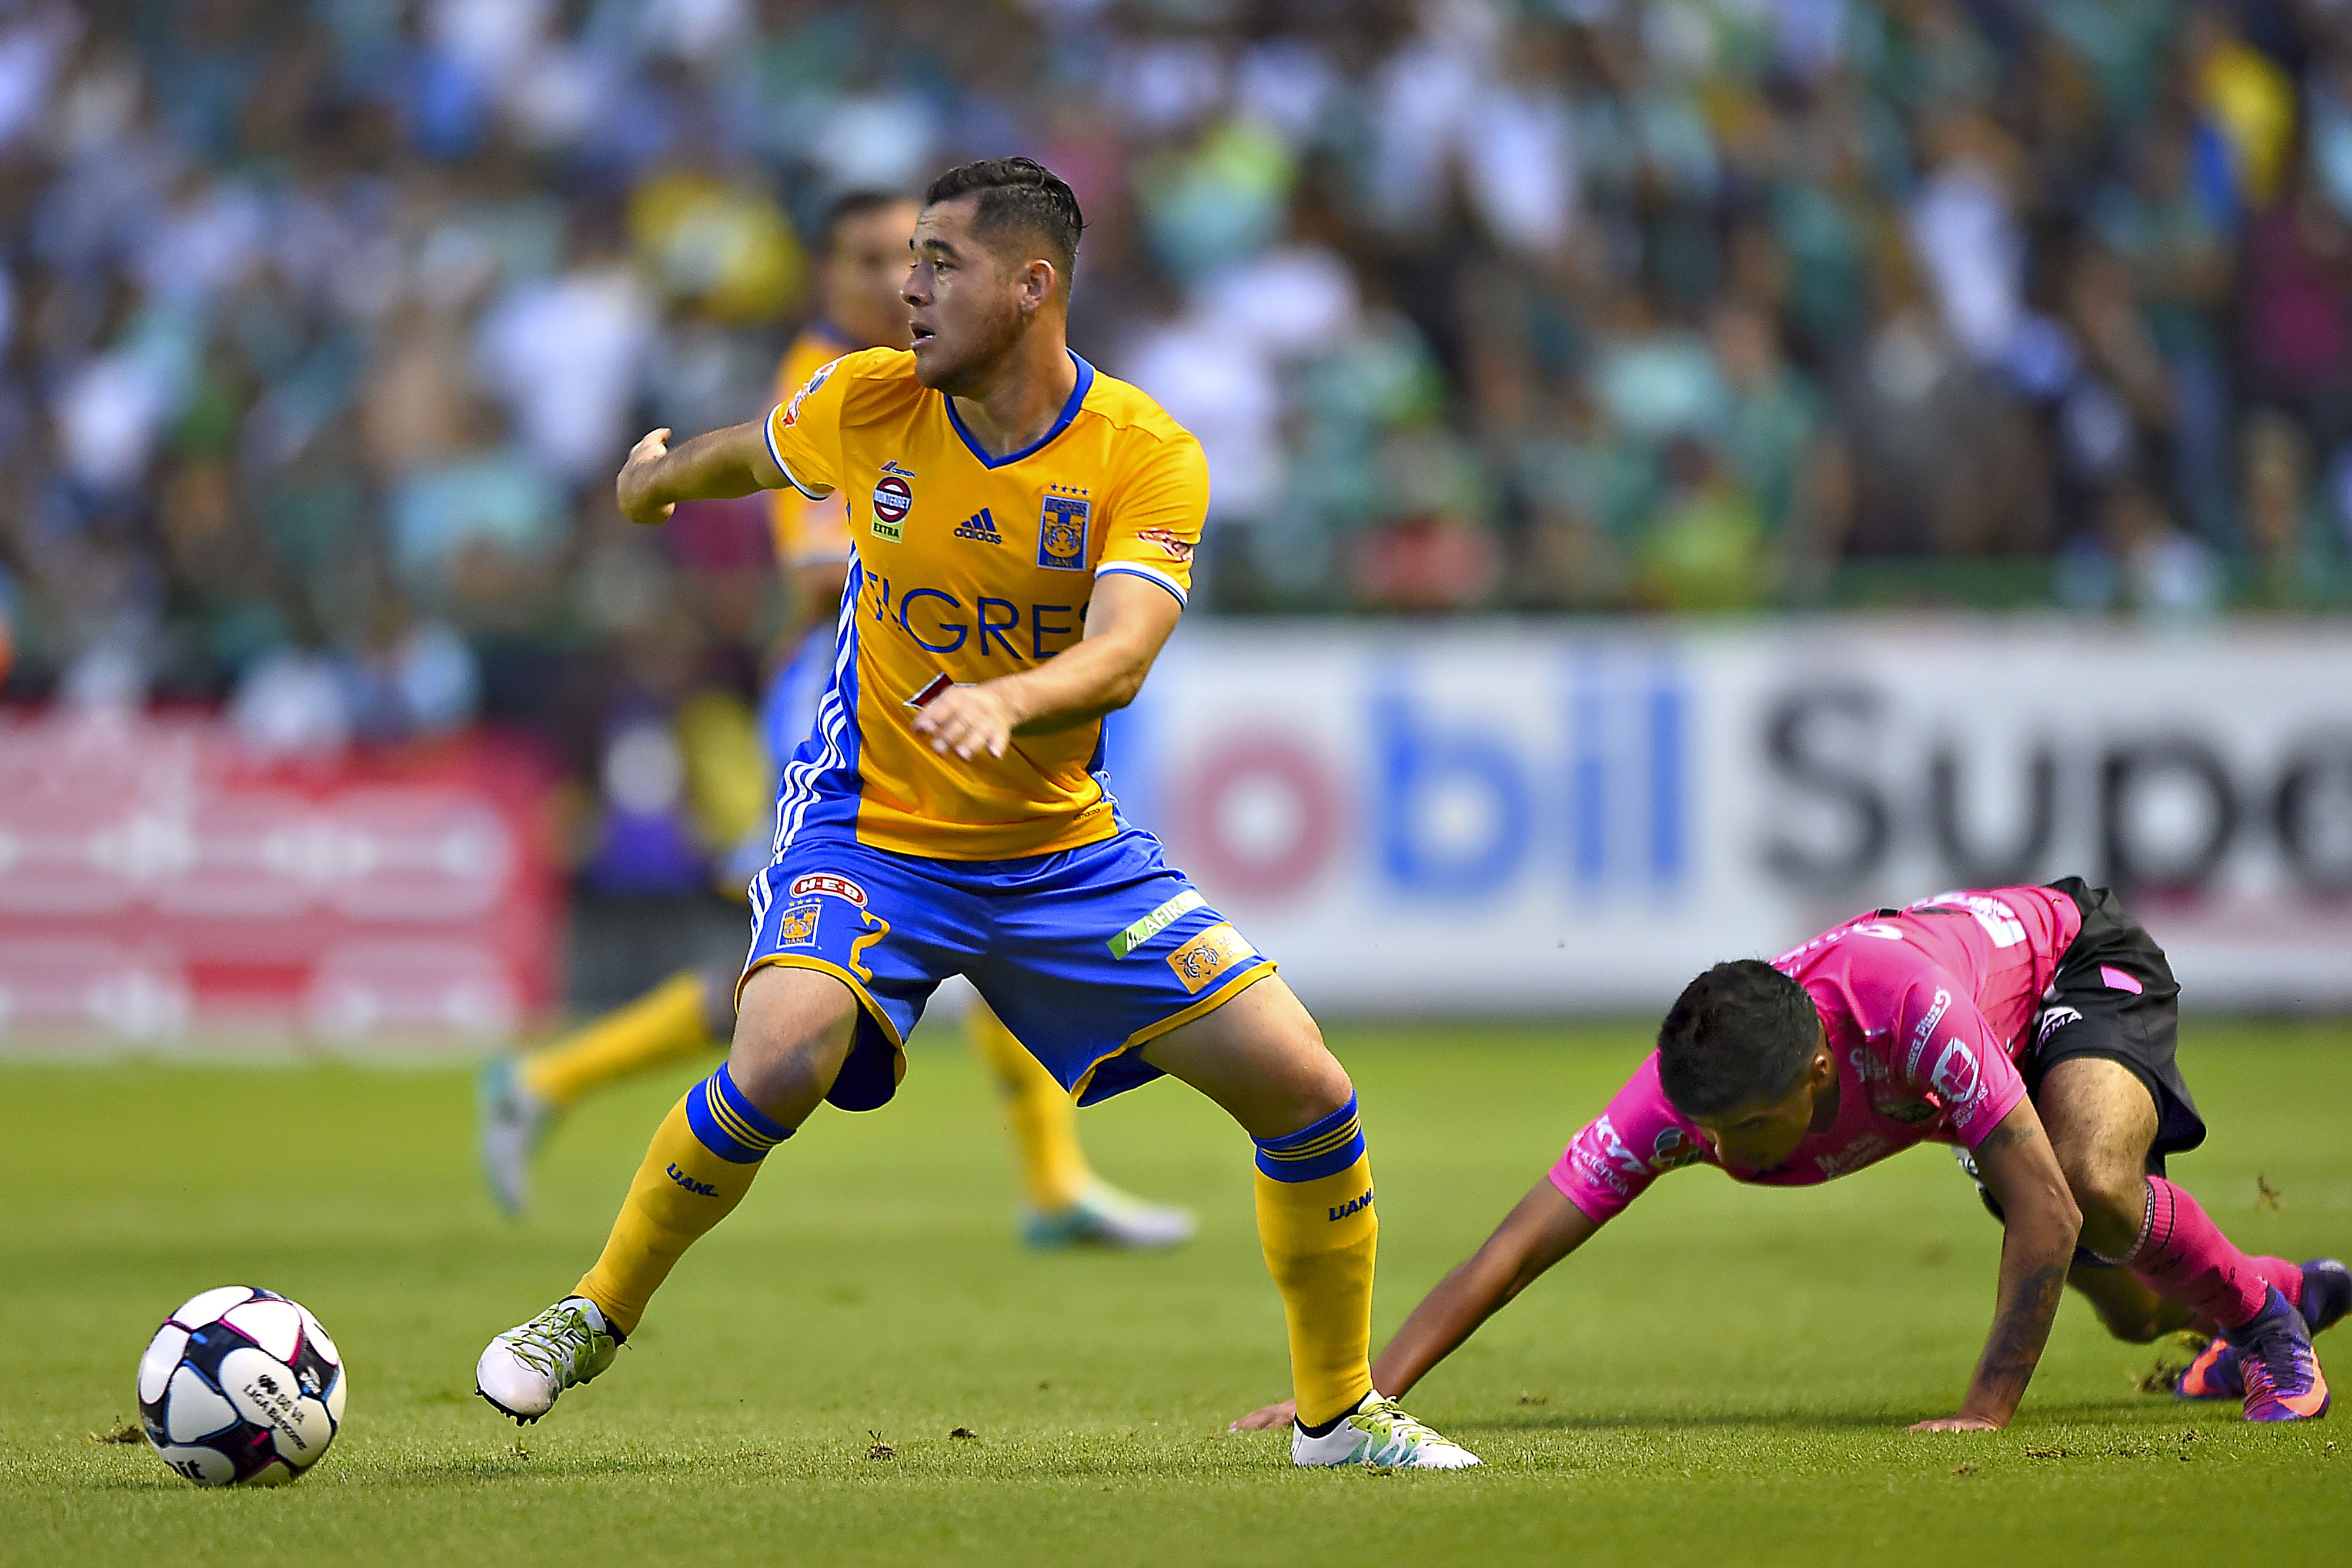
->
[4, 0, 2352, 869]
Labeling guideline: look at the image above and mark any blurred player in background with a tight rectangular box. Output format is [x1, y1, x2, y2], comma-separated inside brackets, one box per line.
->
[476, 158, 1476, 1469]
[1236, 881, 2343, 1432]
[477, 190, 1194, 1253]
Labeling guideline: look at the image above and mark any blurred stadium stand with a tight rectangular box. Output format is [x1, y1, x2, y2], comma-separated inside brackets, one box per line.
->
[2, 0, 2350, 1032]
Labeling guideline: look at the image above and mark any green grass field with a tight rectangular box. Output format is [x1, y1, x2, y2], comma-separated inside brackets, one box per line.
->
[3, 1022, 2348, 1566]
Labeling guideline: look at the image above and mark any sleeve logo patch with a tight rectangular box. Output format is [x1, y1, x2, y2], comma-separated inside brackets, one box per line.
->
[780, 360, 839, 427]
[790, 873, 867, 907]
[1037, 492, 1090, 570]
[1110, 889, 1206, 958]
[1650, 1126, 1706, 1171]
[1568, 1118, 1635, 1195]
[1930, 1039, 1982, 1108]
[1166, 922, 1255, 993]
[1906, 987, 1952, 1076]
[1131, 527, 1193, 563]
[1592, 1114, 1647, 1179]
[776, 901, 821, 948]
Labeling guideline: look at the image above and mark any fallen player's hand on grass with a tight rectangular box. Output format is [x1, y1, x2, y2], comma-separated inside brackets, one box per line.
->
[1908, 1415, 2003, 1432]
[1230, 1398, 1296, 1432]
[912, 682, 1020, 760]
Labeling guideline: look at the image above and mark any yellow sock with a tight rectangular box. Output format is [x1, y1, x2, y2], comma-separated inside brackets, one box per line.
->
[965, 999, 1094, 1212]
[575, 1066, 789, 1334]
[1252, 1095, 1378, 1427]
[522, 971, 720, 1109]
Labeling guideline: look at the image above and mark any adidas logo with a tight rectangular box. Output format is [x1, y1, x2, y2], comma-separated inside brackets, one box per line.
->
[953, 507, 1003, 544]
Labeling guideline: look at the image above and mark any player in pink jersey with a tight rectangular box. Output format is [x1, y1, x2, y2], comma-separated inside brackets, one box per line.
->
[1234, 880, 2340, 1432]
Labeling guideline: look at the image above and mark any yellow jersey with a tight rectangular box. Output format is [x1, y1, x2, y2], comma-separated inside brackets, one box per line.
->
[767, 326, 861, 569]
[761, 346, 1207, 860]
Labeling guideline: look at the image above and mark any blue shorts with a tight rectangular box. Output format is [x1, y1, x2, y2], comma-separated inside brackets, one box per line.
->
[740, 826, 1276, 1109]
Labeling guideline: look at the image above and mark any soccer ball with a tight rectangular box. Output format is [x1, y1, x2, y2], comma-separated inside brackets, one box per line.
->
[136, 1286, 346, 1486]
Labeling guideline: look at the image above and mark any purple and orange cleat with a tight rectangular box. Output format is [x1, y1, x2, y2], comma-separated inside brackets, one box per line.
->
[2224, 1286, 2330, 1422]
[2174, 1336, 2237, 1400]
[2176, 1258, 2350, 1403]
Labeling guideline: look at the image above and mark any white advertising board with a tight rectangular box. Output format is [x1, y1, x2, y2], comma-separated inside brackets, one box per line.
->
[1107, 619, 2352, 1013]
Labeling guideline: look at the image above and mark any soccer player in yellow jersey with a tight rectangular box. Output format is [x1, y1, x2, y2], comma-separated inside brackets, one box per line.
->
[475, 158, 1477, 1469]
[478, 190, 1192, 1252]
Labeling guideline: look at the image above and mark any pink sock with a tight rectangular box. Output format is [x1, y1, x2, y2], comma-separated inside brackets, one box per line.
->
[2247, 1255, 2304, 1310]
[2124, 1177, 2269, 1330]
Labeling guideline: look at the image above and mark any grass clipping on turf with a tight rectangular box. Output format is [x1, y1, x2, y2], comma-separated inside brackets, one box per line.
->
[2130, 1332, 2211, 1395]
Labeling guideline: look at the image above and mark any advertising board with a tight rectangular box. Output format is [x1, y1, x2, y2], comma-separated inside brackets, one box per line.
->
[0, 711, 561, 1049]
[1117, 620, 2352, 1012]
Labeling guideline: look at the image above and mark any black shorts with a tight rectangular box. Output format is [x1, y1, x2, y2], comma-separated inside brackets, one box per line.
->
[2029, 877, 2206, 1159]
[1960, 878, 2206, 1259]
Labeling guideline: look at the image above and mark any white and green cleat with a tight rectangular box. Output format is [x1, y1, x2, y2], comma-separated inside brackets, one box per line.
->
[1291, 1392, 1481, 1470]
[475, 1296, 620, 1423]
[1020, 1181, 1197, 1251]
[477, 1055, 558, 1218]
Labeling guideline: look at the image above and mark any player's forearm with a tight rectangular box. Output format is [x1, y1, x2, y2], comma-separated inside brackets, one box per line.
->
[1371, 1247, 1529, 1399]
[1372, 1182, 1598, 1400]
[1959, 1205, 2077, 1425]
[993, 633, 1153, 737]
[1949, 1105, 2080, 1426]
[620, 422, 780, 520]
[913, 576, 1179, 760]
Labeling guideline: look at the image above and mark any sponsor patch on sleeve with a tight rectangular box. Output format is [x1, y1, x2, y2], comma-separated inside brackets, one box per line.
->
[1131, 527, 1194, 563]
[1930, 1039, 1982, 1111]
[1650, 1126, 1706, 1171]
[1565, 1116, 1639, 1196]
[779, 360, 838, 427]
[1905, 987, 1952, 1077]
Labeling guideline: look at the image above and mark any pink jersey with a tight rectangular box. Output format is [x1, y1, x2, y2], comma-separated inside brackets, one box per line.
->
[1550, 887, 2085, 1226]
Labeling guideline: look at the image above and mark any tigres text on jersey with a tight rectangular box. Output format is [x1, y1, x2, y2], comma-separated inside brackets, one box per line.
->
[761, 346, 1208, 860]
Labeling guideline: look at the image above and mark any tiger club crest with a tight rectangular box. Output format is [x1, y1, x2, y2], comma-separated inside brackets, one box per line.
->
[1037, 490, 1090, 570]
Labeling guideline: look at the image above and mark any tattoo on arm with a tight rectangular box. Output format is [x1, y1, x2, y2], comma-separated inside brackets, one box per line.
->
[1972, 1119, 2039, 1155]
[1975, 1260, 2067, 1398]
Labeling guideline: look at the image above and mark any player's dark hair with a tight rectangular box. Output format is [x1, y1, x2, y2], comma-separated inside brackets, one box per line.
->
[1655, 960, 1822, 1119]
[922, 157, 1084, 285]
[821, 188, 913, 252]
